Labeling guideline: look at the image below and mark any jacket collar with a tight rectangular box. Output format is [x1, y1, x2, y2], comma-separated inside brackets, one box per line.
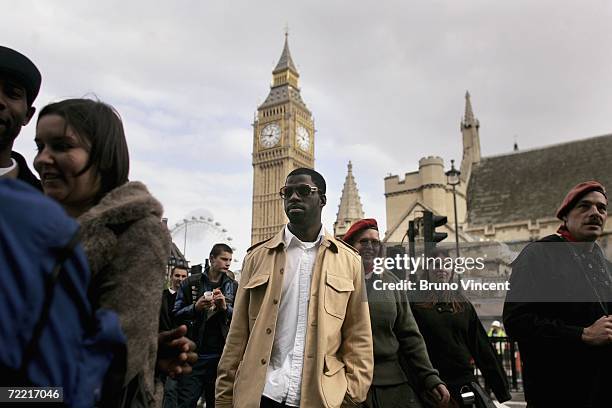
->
[11, 151, 42, 191]
[264, 225, 338, 253]
[78, 181, 163, 227]
[202, 266, 232, 285]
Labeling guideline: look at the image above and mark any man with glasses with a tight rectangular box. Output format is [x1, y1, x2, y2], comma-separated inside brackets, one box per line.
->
[216, 168, 373, 408]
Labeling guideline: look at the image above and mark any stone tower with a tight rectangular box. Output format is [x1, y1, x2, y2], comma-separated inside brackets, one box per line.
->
[334, 161, 365, 238]
[459, 91, 481, 184]
[251, 34, 315, 244]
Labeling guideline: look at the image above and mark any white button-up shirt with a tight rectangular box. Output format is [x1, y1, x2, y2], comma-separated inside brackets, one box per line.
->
[262, 225, 324, 406]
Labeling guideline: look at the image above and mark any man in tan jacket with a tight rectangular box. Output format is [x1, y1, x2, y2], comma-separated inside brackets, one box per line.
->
[216, 168, 373, 408]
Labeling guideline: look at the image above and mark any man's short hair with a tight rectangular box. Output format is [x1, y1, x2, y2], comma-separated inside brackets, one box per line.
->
[210, 243, 233, 258]
[286, 168, 326, 194]
[171, 265, 189, 274]
[0, 46, 42, 106]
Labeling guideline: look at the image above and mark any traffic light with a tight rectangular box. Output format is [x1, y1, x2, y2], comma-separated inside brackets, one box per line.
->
[407, 220, 417, 276]
[423, 210, 447, 258]
[385, 245, 406, 280]
[408, 219, 419, 282]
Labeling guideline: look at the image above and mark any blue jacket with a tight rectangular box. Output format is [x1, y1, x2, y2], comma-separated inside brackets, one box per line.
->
[0, 179, 125, 407]
[173, 268, 237, 352]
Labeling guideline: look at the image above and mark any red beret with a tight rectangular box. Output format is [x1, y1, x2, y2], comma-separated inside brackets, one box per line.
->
[556, 180, 607, 220]
[342, 218, 378, 245]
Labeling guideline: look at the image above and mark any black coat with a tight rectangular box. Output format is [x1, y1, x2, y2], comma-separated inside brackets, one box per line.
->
[412, 299, 511, 403]
[11, 151, 41, 191]
[159, 288, 178, 332]
[503, 234, 612, 407]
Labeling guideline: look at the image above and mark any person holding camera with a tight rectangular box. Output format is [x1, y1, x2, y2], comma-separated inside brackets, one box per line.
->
[173, 244, 237, 408]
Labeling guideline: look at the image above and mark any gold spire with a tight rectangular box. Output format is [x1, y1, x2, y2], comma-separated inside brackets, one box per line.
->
[273, 30, 298, 75]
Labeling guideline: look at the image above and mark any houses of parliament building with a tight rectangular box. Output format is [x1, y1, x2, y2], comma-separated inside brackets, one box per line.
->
[250, 35, 612, 259]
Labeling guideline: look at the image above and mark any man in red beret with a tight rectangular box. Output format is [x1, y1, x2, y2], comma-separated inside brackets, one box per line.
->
[343, 218, 452, 408]
[503, 180, 611, 407]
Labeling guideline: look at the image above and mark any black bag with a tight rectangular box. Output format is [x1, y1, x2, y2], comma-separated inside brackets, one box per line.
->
[463, 382, 497, 408]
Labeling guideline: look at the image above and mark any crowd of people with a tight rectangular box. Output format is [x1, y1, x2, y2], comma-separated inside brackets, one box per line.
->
[1, 45, 197, 407]
[1, 45, 611, 408]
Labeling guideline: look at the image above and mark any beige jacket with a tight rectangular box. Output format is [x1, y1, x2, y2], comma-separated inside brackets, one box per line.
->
[216, 228, 373, 408]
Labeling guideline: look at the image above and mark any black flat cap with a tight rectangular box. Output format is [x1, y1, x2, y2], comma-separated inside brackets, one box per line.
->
[0, 46, 42, 105]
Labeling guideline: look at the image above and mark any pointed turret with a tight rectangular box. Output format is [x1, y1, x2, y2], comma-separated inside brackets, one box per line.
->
[459, 90, 482, 183]
[259, 33, 308, 111]
[273, 32, 298, 75]
[334, 161, 365, 238]
[461, 91, 480, 129]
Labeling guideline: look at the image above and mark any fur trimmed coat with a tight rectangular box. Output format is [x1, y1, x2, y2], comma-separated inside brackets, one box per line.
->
[79, 181, 171, 407]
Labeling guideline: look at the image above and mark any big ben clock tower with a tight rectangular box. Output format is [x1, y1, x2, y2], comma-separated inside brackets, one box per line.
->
[251, 34, 315, 244]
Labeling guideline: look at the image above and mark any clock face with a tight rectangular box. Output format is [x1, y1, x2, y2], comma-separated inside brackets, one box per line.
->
[296, 126, 310, 151]
[260, 123, 281, 148]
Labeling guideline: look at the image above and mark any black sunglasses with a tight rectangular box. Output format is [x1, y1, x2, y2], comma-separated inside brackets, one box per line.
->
[279, 184, 319, 199]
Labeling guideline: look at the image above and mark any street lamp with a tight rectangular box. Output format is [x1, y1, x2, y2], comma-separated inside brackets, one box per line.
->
[445, 159, 461, 257]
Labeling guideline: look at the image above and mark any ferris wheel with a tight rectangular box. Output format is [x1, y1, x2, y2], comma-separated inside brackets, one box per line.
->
[169, 209, 239, 266]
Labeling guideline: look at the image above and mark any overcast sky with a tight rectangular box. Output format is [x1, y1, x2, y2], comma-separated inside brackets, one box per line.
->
[6, 0, 612, 264]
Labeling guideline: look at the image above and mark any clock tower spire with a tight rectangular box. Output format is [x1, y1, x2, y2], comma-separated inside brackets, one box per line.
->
[251, 34, 315, 244]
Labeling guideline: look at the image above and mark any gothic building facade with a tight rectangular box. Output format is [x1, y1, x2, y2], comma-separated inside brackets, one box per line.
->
[384, 92, 612, 254]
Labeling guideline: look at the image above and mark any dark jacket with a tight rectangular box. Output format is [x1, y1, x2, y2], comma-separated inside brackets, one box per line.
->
[412, 298, 511, 403]
[173, 268, 237, 353]
[503, 234, 612, 407]
[159, 289, 178, 332]
[11, 151, 41, 190]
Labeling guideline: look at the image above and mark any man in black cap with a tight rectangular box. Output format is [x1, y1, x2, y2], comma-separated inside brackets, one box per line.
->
[0, 45, 42, 189]
[503, 181, 611, 407]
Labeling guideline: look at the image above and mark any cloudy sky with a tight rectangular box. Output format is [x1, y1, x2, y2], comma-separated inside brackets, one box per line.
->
[6, 0, 612, 264]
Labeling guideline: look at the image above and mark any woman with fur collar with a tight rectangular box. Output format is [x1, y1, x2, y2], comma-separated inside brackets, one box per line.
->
[33, 98, 195, 407]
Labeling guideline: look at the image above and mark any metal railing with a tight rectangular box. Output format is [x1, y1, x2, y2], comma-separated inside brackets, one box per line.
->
[475, 336, 523, 391]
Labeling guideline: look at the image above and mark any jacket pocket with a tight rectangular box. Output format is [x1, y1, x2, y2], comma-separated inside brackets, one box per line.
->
[244, 273, 270, 321]
[324, 354, 346, 376]
[321, 355, 348, 407]
[243, 273, 270, 289]
[324, 273, 354, 319]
